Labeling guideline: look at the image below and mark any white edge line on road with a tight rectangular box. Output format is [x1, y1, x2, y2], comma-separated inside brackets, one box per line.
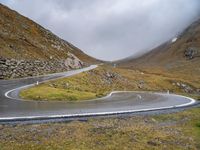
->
[1, 91, 196, 121]
[2, 65, 197, 121]
[4, 65, 98, 101]
[5, 84, 34, 100]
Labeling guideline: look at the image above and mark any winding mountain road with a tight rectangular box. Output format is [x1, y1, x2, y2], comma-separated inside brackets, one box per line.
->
[0, 65, 197, 123]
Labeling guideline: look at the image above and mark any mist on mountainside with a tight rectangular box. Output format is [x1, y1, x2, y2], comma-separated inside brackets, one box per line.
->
[1, 0, 200, 61]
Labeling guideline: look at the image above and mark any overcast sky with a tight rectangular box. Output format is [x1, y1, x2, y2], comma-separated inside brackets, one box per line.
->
[1, 0, 200, 61]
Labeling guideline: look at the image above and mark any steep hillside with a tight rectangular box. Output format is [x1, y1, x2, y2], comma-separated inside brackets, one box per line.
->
[0, 4, 99, 79]
[119, 18, 200, 78]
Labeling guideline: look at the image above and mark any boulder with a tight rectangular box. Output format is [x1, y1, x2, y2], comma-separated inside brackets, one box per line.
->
[64, 52, 83, 69]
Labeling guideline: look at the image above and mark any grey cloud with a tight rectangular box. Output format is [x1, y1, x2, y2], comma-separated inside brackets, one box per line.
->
[1, 0, 200, 60]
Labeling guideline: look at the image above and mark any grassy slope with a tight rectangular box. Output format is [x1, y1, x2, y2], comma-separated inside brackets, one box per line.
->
[0, 107, 200, 150]
[20, 65, 200, 101]
[0, 4, 98, 64]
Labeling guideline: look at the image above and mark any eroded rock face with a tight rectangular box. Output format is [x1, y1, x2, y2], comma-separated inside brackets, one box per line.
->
[184, 47, 200, 59]
[0, 55, 84, 79]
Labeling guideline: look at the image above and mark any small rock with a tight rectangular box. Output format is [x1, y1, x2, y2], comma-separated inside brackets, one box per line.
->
[147, 140, 160, 146]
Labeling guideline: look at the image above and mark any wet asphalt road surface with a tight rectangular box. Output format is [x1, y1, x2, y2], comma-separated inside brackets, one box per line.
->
[0, 65, 197, 123]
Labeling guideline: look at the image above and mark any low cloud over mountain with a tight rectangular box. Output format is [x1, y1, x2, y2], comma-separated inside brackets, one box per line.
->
[1, 0, 200, 60]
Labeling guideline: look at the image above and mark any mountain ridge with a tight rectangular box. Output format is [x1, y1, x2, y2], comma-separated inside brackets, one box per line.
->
[0, 3, 98, 63]
[0, 3, 100, 79]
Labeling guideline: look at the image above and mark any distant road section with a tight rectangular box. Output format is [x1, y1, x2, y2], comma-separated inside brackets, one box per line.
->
[0, 65, 196, 122]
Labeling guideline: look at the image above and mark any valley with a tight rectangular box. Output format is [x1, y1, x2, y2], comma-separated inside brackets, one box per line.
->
[0, 2, 200, 150]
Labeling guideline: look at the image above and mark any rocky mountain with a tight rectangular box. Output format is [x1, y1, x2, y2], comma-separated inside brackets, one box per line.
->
[119, 18, 200, 78]
[0, 4, 99, 79]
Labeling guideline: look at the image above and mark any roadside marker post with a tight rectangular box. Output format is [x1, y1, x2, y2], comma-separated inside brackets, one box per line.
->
[167, 90, 170, 94]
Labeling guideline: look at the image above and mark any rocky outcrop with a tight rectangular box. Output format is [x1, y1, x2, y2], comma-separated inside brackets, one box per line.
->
[137, 80, 145, 89]
[0, 54, 84, 79]
[172, 81, 200, 94]
[184, 47, 200, 59]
